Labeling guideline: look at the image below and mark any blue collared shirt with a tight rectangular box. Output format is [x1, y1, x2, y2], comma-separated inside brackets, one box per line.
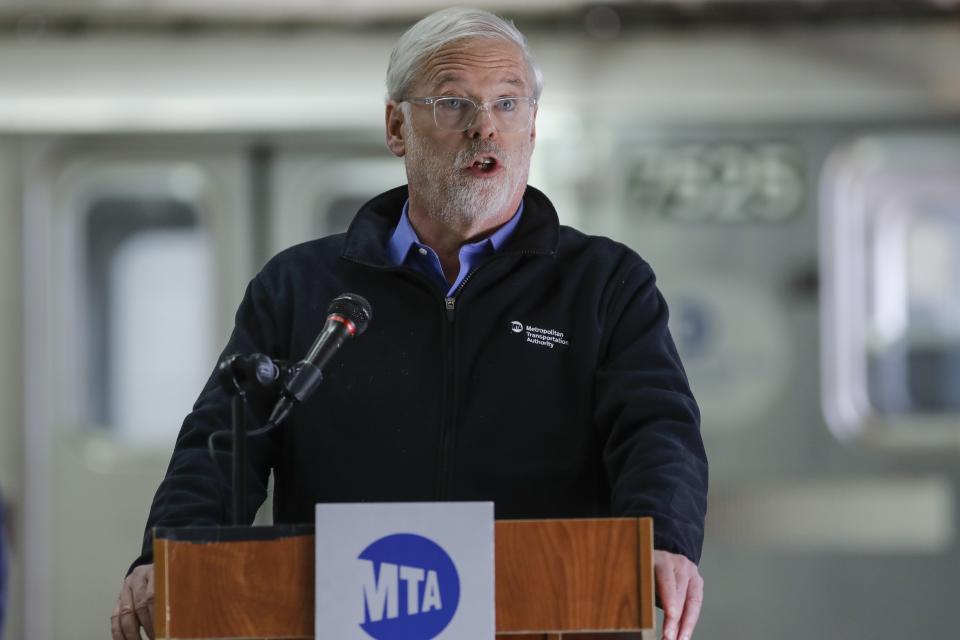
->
[387, 200, 523, 296]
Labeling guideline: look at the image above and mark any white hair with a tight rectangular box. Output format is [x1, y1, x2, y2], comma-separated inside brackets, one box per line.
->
[386, 7, 544, 102]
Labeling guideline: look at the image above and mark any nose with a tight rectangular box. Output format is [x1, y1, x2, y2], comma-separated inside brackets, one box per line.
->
[465, 106, 497, 139]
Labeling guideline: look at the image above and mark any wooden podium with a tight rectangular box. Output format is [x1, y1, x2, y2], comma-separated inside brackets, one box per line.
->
[153, 518, 655, 640]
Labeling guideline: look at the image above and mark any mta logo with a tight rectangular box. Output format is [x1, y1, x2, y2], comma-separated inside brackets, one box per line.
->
[358, 533, 460, 640]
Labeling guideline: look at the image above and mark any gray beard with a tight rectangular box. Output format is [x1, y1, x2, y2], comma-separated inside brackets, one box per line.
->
[404, 129, 530, 228]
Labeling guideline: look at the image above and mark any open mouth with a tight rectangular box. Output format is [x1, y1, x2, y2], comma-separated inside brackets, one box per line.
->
[468, 156, 499, 174]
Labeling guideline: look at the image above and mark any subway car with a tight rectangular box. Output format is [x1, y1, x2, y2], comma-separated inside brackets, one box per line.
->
[0, 1, 958, 639]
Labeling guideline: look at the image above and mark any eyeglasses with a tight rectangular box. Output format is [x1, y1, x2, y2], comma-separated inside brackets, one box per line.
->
[404, 95, 537, 133]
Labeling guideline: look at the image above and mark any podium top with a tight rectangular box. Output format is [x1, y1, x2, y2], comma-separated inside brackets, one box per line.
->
[154, 524, 314, 543]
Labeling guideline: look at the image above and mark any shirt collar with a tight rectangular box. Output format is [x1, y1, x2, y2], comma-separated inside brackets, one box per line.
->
[387, 199, 524, 266]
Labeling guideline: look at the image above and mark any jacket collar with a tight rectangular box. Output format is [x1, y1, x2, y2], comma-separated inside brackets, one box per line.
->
[341, 184, 560, 267]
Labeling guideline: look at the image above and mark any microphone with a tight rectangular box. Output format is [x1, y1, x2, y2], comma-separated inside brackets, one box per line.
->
[266, 293, 372, 428]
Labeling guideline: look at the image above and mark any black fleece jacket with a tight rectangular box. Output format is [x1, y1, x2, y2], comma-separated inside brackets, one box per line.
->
[133, 184, 708, 569]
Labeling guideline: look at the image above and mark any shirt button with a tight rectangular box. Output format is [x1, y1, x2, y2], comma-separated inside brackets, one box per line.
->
[418, 247, 428, 256]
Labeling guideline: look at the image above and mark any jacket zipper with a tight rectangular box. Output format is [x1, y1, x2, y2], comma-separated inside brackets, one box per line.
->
[437, 299, 455, 499]
[435, 251, 539, 498]
[441, 250, 539, 323]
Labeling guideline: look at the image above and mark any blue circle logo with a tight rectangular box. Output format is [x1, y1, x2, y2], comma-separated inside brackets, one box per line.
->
[358, 533, 460, 640]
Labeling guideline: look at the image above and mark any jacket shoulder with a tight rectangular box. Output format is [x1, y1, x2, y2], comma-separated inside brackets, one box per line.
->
[557, 225, 654, 279]
[254, 234, 347, 284]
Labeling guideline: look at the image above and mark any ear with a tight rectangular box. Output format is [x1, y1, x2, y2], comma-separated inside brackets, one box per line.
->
[385, 101, 406, 157]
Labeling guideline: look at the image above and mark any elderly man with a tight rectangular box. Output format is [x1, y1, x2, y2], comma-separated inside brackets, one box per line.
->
[113, 8, 707, 640]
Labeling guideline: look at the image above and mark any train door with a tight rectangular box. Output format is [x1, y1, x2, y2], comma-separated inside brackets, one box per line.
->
[21, 136, 255, 639]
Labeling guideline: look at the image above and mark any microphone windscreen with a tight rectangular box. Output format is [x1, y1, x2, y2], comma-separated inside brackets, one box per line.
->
[327, 293, 373, 335]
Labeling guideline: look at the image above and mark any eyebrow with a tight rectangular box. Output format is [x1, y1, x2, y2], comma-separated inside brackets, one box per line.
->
[432, 73, 526, 91]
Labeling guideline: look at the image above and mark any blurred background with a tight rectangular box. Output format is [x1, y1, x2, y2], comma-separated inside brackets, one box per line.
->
[0, 0, 959, 638]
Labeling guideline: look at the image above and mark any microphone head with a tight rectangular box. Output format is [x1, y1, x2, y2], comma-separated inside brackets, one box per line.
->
[328, 293, 373, 335]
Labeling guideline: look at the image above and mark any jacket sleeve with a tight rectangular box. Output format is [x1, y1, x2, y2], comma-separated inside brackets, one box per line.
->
[594, 258, 708, 564]
[128, 269, 287, 573]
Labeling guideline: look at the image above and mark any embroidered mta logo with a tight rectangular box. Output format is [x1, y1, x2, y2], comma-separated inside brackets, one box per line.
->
[358, 533, 460, 640]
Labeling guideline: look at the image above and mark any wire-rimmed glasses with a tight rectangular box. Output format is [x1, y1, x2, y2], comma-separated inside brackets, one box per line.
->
[404, 95, 537, 133]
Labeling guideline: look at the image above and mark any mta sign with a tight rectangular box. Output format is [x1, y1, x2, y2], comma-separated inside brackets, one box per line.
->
[358, 533, 460, 640]
[315, 502, 492, 640]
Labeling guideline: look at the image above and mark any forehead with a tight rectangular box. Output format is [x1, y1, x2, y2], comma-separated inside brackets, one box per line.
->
[416, 37, 530, 93]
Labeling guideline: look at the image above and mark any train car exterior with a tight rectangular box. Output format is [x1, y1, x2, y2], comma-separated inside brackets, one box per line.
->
[0, 9, 959, 640]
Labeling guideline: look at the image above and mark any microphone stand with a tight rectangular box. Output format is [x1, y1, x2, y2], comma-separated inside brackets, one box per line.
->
[217, 369, 251, 526]
[231, 391, 247, 526]
[216, 353, 290, 526]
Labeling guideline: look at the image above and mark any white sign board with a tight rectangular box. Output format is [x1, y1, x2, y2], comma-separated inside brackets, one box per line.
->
[315, 502, 494, 640]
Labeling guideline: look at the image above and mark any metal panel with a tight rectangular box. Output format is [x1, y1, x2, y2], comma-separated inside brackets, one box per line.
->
[0, 135, 25, 640]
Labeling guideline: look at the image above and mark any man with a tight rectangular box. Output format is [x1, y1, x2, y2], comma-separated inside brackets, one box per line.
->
[112, 8, 707, 640]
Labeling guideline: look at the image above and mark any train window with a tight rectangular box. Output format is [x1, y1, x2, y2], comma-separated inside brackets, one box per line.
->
[85, 197, 214, 445]
[821, 135, 960, 448]
[269, 155, 405, 254]
[869, 204, 960, 414]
